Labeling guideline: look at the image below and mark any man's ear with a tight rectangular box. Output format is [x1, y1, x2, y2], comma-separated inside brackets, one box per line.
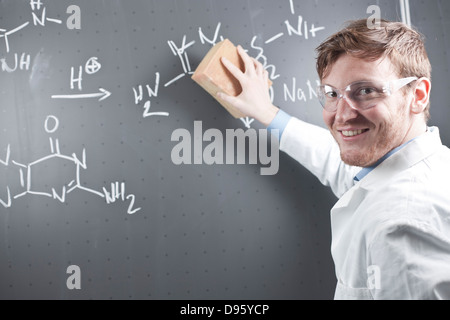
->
[411, 77, 431, 115]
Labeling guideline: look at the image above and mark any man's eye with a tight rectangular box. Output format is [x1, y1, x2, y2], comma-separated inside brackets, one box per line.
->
[325, 91, 338, 98]
[350, 84, 384, 102]
[356, 87, 378, 96]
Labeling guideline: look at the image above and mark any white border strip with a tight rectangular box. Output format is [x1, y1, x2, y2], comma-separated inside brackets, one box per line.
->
[400, 0, 411, 26]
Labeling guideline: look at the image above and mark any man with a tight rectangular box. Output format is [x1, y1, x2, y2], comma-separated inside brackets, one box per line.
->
[217, 19, 450, 299]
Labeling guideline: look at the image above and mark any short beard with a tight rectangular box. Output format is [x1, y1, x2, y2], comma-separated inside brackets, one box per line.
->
[339, 116, 402, 168]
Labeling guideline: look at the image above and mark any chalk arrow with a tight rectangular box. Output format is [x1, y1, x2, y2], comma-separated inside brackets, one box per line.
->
[51, 88, 112, 101]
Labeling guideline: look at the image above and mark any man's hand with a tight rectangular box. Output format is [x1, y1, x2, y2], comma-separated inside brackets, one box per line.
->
[217, 45, 279, 127]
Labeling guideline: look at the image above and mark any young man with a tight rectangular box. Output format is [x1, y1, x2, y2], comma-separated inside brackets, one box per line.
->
[217, 19, 450, 299]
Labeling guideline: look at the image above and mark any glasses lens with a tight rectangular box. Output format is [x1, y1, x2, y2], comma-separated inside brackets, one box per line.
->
[318, 78, 418, 112]
[318, 85, 338, 111]
[347, 81, 386, 110]
[318, 81, 388, 111]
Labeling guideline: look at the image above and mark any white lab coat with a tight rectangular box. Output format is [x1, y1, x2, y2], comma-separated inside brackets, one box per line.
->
[280, 117, 450, 300]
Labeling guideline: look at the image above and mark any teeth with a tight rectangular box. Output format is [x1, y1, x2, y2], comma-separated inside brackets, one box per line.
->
[342, 130, 364, 137]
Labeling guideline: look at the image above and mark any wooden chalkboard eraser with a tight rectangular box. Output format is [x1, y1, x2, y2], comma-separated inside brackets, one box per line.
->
[192, 39, 271, 119]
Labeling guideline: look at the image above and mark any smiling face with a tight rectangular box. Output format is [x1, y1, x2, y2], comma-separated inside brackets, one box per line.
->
[322, 54, 416, 168]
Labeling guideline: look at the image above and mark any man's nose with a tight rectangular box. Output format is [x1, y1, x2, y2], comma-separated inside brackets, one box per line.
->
[335, 95, 359, 124]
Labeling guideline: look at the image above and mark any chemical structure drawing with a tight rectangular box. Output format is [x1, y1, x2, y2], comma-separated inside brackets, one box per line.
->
[0, 0, 80, 54]
[1, 1, 80, 74]
[0, 116, 141, 214]
[1, 0, 324, 214]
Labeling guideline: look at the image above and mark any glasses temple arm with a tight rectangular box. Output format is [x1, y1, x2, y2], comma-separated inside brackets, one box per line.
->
[390, 77, 419, 93]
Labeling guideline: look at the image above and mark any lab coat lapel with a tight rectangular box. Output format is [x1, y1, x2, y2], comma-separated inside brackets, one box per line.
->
[330, 181, 367, 248]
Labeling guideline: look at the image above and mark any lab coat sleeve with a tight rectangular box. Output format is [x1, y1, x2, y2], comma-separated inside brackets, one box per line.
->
[368, 219, 450, 300]
[280, 117, 359, 198]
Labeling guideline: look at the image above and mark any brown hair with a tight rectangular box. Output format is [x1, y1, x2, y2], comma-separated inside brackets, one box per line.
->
[316, 19, 432, 120]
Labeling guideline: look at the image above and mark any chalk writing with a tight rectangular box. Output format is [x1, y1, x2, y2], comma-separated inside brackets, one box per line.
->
[30, 1, 63, 27]
[133, 72, 169, 118]
[199, 22, 224, 46]
[0, 1, 79, 54]
[0, 52, 31, 73]
[165, 35, 196, 87]
[264, 2, 325, 45]
[1, 116, 141, 215]
[52, 89, 111, 101]
[51, 57, 112, 101]
[1, 0, 325, 215]
[0, 22, 29, 53]
[284, 78, 320, 103]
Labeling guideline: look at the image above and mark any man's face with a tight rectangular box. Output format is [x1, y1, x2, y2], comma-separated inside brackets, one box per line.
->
[322, 54, 414, 168]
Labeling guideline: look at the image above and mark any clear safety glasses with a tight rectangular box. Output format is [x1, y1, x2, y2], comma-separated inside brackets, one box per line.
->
[317, 77, 418, 112]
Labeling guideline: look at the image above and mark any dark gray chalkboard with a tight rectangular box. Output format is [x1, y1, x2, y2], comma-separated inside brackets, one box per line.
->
[0, 0, 449, 300]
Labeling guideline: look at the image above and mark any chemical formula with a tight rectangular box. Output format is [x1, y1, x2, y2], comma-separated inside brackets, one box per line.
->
[1, 0, 325, 214]
[0, 116, 141, 214]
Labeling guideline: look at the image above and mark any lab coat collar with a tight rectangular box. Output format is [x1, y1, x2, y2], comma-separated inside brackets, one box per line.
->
[358, 126, 442, 191]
